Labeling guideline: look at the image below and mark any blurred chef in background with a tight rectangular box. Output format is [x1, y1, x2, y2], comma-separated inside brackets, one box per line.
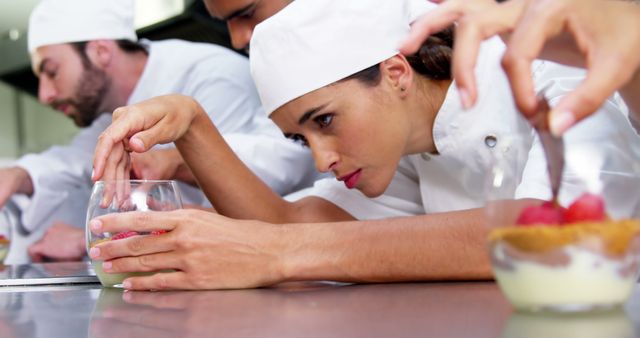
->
[1, 0, 318, 263]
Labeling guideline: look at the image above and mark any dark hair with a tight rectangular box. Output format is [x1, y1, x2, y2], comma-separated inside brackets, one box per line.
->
[343, 26, 453, 86]
[69, 39, 148, 68]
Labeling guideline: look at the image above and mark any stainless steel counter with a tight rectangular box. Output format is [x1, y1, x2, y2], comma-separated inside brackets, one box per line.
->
[1, 263, 640, 338]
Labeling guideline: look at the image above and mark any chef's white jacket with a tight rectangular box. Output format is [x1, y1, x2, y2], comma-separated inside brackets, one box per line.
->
[6, 39, 318, 263]
[305, 38, 640, 221]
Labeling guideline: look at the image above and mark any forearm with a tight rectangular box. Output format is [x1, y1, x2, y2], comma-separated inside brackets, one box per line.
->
[175, 110, 292, 222]
[281, 208, 493, 283]
[10, 167, 34, 196]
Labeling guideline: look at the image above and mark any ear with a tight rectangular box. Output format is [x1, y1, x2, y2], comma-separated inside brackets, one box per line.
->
[379, 54, 413, 97]
[84, 40, 114, 69]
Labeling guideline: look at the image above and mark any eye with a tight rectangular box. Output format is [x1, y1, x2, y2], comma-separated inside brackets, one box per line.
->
[44, 67, 57, 79]
[237, 7, 256, 20]
[314, 113, 333, 128]
[287, 134, 309, 147]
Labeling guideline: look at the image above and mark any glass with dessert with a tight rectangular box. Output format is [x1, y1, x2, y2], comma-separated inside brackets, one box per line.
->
[485, 131, 640, 312]
[86, 180, 182, 287]
[0, 208, 12, 263]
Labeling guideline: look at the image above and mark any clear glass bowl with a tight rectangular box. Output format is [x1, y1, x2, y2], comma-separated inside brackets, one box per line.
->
[0, 207, 12, 264]
[485, 129, 640, 312]
[86, 180, 182, 287]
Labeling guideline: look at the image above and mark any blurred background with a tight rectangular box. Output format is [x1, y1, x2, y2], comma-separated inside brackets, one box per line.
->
[0, 0, 233, 166]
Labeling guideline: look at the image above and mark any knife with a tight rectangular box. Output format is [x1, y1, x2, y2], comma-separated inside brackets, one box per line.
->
[530, 91, 565, 202]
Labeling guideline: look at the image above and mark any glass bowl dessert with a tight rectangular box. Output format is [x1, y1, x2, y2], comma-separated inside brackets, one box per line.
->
[488, 196, 640, 312]
[0, 208, 12, 263]
[485, 128, 640, 312]
[86, 180, 182, 287]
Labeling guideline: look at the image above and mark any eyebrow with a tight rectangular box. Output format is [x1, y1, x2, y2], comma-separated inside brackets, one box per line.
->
[222, 2, 257, 21]
[298, 104, 329, 125]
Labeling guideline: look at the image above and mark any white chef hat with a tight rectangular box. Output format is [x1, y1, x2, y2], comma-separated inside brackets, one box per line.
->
[250, 0, 436, 117]
[28, 0, 137, 54]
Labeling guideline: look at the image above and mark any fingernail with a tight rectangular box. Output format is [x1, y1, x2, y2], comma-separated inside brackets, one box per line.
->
[89, 247, 101, 258]
[130, 138, 144, 150]
[102, 261, 112, 270]
[91, 168, 96, 181]
[459, 88, 471, 109]
[550, 110, 576, 137]
[90, 219, 102, 231]
[123, 280, 132, 289]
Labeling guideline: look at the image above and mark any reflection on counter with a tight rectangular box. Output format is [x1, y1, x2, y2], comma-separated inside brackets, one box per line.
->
[88, 282, 510, 338]
[501, 308, 637, 338]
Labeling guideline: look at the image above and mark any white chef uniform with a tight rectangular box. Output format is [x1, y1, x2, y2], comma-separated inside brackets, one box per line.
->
[5, 39, 318, 263]
[305, 38, 640, 220]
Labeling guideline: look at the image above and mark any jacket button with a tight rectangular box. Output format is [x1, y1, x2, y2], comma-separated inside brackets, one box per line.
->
[484, 135, 497, 148]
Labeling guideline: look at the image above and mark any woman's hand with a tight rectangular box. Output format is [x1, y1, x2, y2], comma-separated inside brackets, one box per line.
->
[87, 209, 289, 290]
[92, 94, 204, 182]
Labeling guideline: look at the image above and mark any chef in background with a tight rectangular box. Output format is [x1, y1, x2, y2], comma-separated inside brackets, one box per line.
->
[2, 0, 318, 263]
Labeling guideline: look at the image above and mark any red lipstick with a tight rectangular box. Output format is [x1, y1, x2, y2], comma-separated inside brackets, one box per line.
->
[338, 169, 362, 189]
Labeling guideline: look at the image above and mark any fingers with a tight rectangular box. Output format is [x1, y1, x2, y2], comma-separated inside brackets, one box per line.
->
[28, 242, 44, 262]
[501, 1, 564, 116]
[549, 56, 630, 136]
[101, 251, 182, 274]
[93, 106, 151, 182]
[400, 1, 464, 55]
[90, 210, 179, 235]
[99, 144, 130, 208]
[90, 232, 175, 262]
[453, 1, 522, 108]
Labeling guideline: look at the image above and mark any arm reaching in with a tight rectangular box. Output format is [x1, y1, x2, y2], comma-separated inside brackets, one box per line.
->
[0, 167, 34, 208]
[88, 207, 492, 290]
[28, 223, 85, 262]
[93, 94, 351, 222]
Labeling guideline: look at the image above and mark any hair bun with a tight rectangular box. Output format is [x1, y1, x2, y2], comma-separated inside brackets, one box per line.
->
[407, 26, 453, 80]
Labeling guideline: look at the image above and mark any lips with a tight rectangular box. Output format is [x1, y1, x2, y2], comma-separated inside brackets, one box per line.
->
[338, 169, 362, 189]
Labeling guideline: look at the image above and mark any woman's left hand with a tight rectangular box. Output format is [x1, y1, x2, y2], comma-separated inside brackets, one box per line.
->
[88, 209, 289, 290]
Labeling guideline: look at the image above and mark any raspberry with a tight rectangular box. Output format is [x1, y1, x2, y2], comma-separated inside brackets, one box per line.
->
[516, 202, 565, 226]
[150, 230, 168, 236]
[111, 231, 139, 240]
[564, 193, 606, 224]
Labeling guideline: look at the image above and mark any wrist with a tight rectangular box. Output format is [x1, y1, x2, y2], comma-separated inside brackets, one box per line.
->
[11, 167, 34, 195]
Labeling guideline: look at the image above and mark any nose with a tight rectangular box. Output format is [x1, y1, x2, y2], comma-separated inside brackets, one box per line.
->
[309, 138, 339, 174]
[37, 77, 57, 105]
[227, 20, 253, 51]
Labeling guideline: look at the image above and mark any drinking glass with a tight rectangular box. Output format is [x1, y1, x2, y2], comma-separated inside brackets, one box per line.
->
[0, 207, 12, 264]
[86, 180, 182, 287]
[485, 129, 640, 312]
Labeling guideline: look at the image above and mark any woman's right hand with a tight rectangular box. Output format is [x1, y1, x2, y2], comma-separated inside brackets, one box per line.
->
[92, 94, 204, 183]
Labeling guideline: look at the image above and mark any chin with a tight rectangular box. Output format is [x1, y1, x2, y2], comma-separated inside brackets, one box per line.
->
[358, 169, 396, 198]
[359, 183, 387, 198]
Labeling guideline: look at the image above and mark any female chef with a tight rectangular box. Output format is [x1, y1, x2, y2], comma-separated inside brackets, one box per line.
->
[87, 0, 640, 290]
